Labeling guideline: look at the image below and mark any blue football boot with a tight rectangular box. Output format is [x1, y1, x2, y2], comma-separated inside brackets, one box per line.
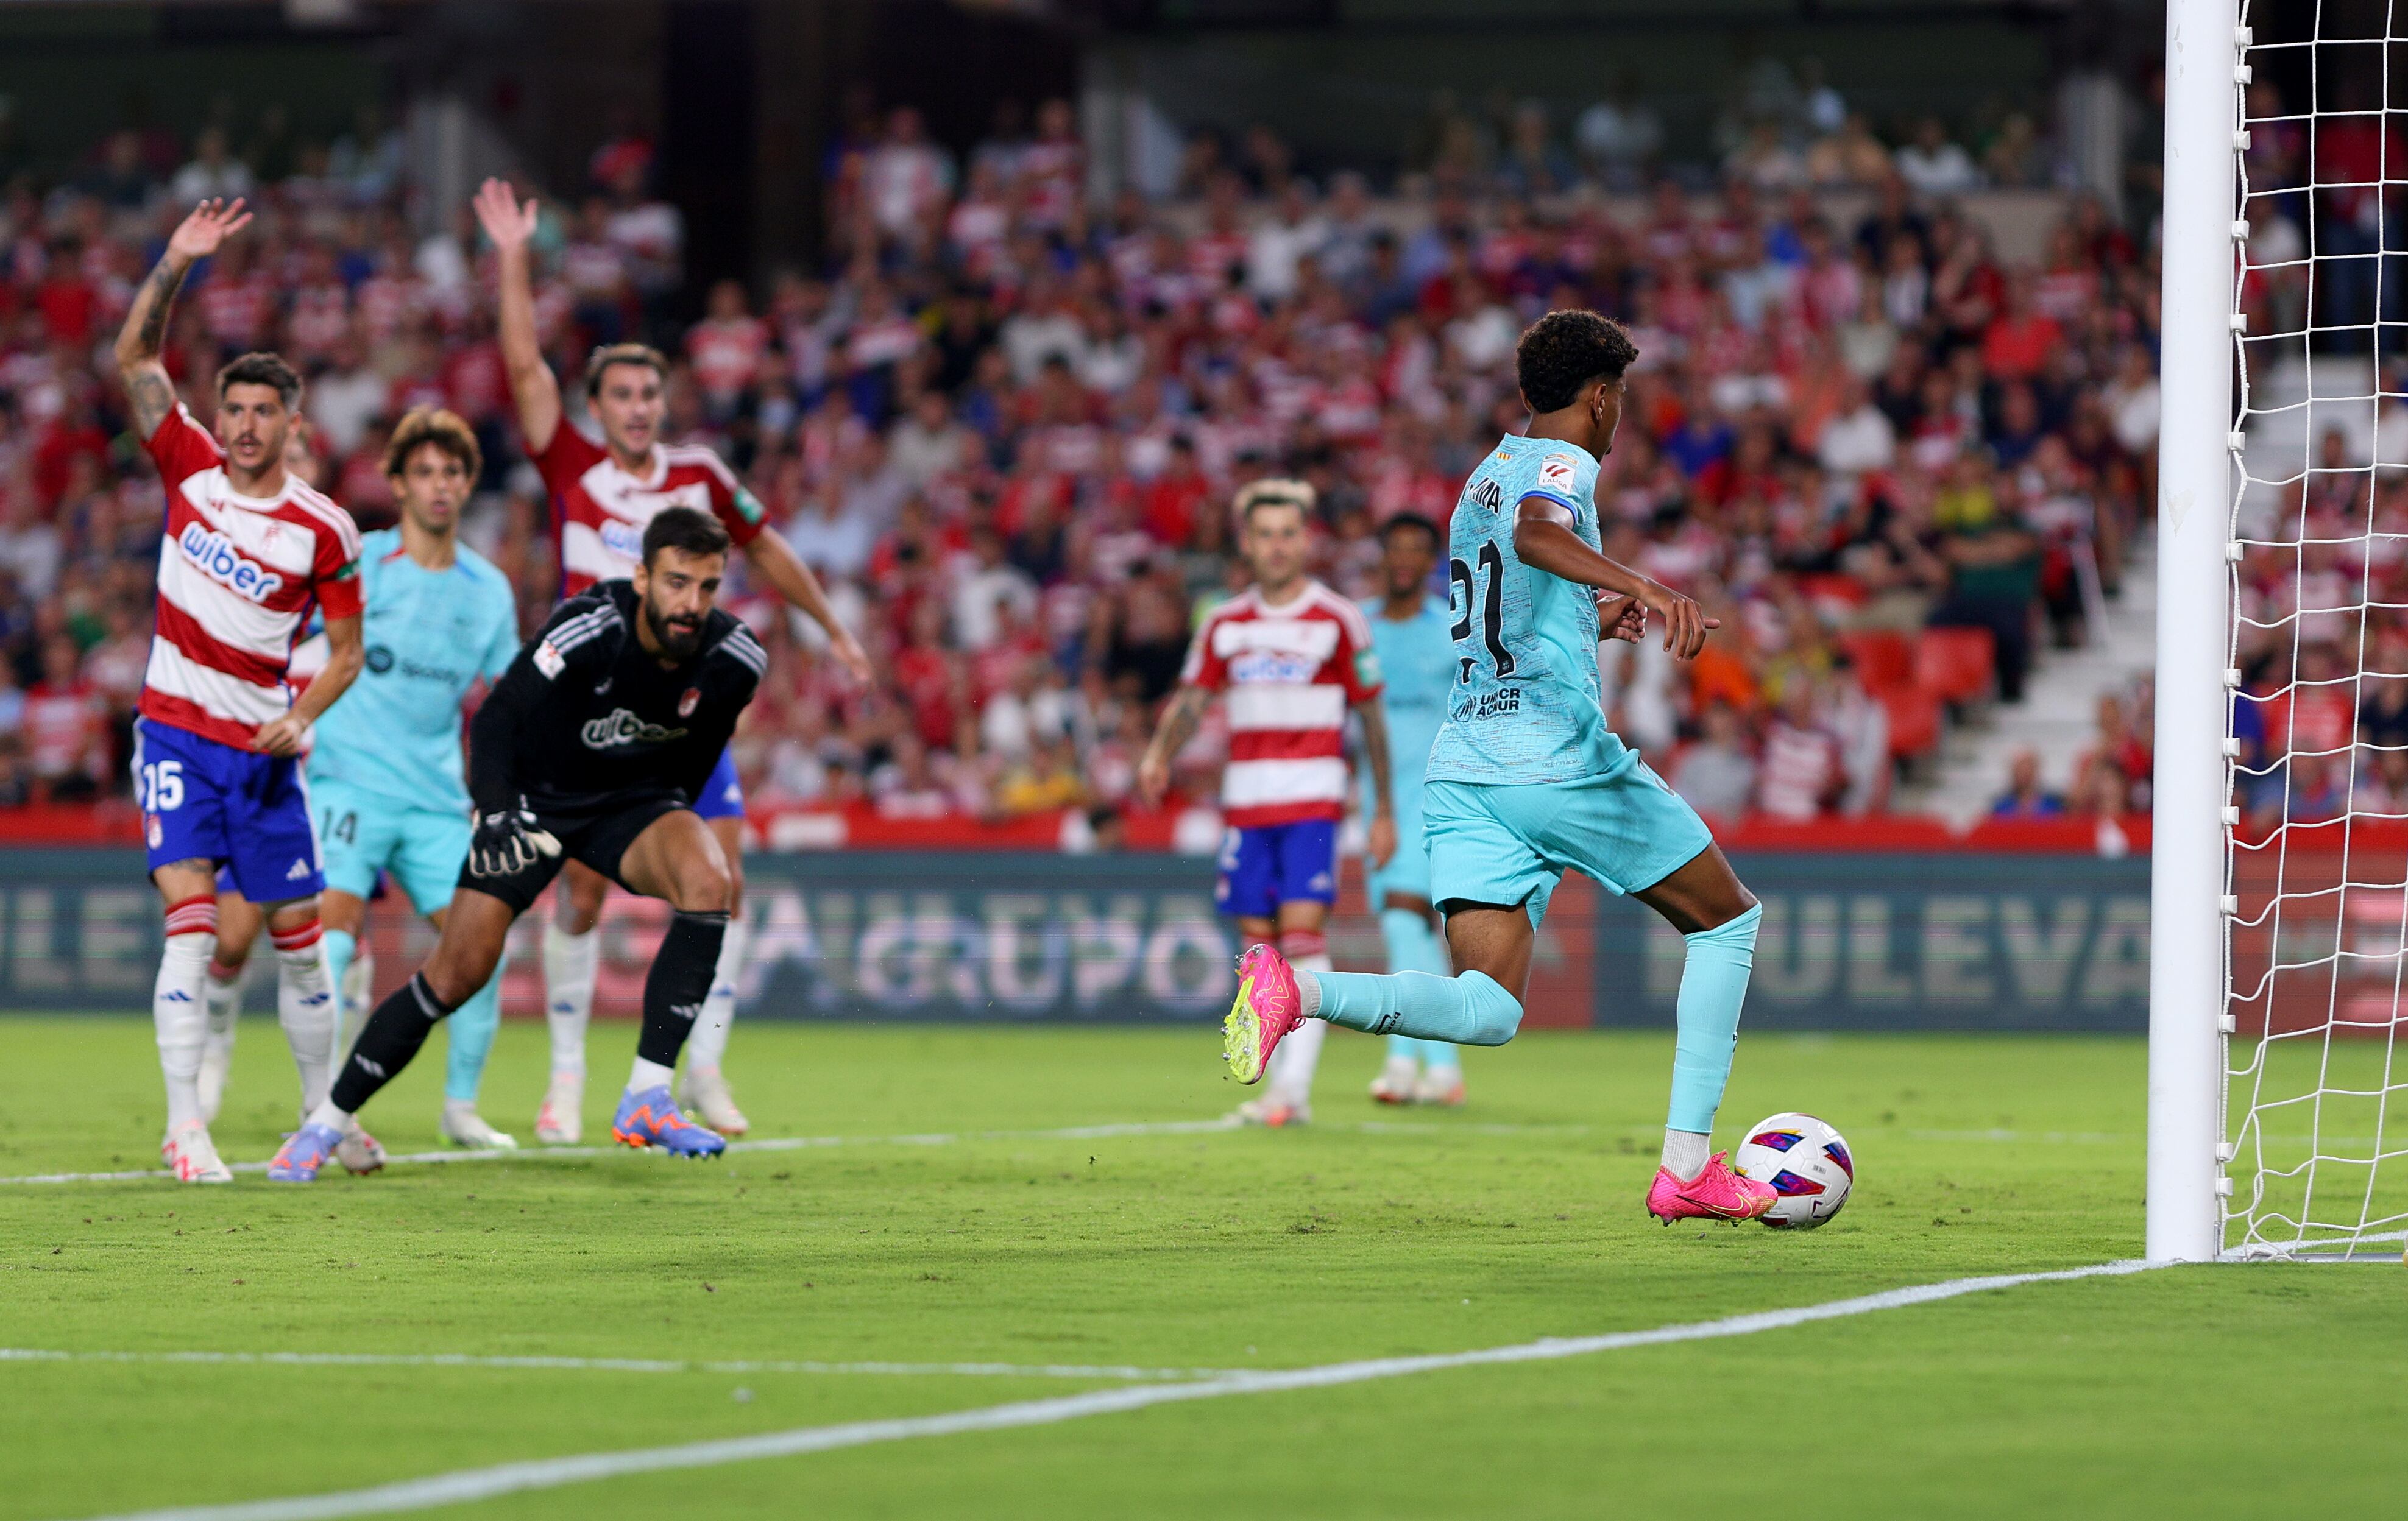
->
[610, 1085, 726, 1158]
[266, 1121, 346, 1182]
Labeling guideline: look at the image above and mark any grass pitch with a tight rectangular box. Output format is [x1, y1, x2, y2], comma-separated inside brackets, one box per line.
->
[1, 1015, 2402, 1520]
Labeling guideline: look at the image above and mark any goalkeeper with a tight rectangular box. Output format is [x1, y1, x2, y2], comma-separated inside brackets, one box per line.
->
[267, 507, 763, 1180]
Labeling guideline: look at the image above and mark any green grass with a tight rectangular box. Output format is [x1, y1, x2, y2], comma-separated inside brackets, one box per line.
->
[0, 1015, 2401, 1520]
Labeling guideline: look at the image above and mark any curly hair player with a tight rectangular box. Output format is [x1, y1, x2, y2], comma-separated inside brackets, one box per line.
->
[266, 507, 765, 1180]
[1218, 310, 1779, 1223]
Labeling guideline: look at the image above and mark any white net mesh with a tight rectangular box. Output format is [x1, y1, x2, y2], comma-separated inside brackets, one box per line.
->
[2226, 0, 2408, 1258]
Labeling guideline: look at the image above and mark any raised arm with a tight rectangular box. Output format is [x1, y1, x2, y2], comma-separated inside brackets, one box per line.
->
[116, 198, 251, 440]
[742, 526, 873, 682]
[1137, 685, 1213, 808]
[1512, 497, 1719, 659]
[472, 178, 562, 454]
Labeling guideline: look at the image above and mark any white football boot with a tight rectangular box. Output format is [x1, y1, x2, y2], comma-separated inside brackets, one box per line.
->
[676, 1065, 750, 1138]
[161, 1121, 233, 1184]
[1234, 1095, 1311, 1128]
[441, 1099, 518, 1151]
[336, 1117, 386, 1175]
[1413, 1065, 1467, 1108]
[1367, 1055, 1419, 1105]
[535, 1071, 584, 1145]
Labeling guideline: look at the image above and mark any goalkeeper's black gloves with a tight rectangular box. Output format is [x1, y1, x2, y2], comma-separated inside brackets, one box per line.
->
[467, 799, 562, 878]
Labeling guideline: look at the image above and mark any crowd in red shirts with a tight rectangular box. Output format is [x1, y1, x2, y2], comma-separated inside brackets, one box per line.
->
[0, 99, 2170, 832]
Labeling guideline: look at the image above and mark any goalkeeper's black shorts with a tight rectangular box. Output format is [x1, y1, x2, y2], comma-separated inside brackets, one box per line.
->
[455, 789, 692, 915]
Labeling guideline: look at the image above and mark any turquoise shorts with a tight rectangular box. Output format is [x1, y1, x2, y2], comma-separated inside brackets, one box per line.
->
[311, 778, 470, 916]
[1424, 759, 1714, 929]
[1364, 786, 1432, 908]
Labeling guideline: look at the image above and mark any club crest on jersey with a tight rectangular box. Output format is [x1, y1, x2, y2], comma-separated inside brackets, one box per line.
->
[581, 707, 687, 750]
[177, 522, 285, 603]
[679, 687, 700, 718]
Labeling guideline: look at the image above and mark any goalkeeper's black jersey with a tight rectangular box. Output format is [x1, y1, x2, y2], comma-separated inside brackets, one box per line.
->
[467, 581, 765, 816]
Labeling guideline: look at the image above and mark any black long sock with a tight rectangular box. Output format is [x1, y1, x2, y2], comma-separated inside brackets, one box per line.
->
[329, 973, 455, 1113]
[637, 911, 728, 1068]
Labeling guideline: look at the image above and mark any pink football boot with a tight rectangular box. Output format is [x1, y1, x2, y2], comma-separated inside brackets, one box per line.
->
[1646, 1151, 1777, 1224]
[1223, 943, 1307, 1085]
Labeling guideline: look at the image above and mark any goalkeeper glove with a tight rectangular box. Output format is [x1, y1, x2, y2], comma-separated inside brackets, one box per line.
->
[467, 800, 562, 878]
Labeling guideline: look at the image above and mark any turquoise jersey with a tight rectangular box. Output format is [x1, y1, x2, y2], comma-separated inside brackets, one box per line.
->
[306, 531, 520, 813]
[1423, 434, 1631, 788]
[1358, 591, 1455, 815]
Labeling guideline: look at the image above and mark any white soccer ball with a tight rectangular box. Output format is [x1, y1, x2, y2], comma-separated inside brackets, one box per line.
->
[1732, 1112, 1855, 1229]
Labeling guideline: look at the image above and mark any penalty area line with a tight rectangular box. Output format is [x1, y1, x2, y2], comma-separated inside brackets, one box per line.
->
[68, 1259, 2168, 1521]
[0, 1117, 1590, 1187]
[0, 1348, 1242, 1382]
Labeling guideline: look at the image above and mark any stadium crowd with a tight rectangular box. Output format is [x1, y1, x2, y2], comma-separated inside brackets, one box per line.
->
[0, 95, 2169, 831]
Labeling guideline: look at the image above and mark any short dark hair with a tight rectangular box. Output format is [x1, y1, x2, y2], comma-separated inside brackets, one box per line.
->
[1515, 310, 1639, 414]
[216, 351, 302, 409]
[642, 506, 731, 567]
[383, 406, 482, 481]
[583, 342, 669, 398]
[1380, 512, 1442, 549]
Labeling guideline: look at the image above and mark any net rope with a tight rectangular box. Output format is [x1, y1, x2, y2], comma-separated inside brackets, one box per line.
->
[2227, 0, 2408, 1257]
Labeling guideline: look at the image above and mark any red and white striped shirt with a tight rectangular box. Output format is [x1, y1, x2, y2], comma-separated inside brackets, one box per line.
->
[534, 426, 767, 598]
[140, 406, 363, 750]
[1180, 580, 1382, 828]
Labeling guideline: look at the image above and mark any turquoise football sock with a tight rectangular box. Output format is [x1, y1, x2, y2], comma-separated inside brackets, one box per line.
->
[1665, 903, 1762, 1135]
[444, 945, 506, 1103]
[322, 928, 354, 1014]
[1377, 907, 1459, 1065]
[1309, 968, 1523, 1046]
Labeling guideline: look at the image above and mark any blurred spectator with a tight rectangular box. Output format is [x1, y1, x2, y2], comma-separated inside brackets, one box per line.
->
[1754, 682, 1846, 820]
[1990, 748, 2066, 818]
[1670, 700, 1757, 822]
[1894, 118, 1981, 197]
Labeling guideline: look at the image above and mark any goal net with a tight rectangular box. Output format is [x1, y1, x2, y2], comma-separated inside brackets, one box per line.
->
[2223, 0, 2408, 1258]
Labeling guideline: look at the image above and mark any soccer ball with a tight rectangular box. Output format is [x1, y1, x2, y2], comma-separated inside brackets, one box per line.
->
[1732, 1112, 1854, 1229]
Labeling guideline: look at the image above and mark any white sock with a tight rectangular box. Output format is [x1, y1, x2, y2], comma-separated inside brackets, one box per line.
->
[1661, 1128, 1712, 1179]
[627, 1056, 675, 1094]
[155, 927, 214, 1132]
[543, 920, 600, 1076]
[337, 942, 375, 1057]
[305, 1098, 352, 1132]
[273, 922, 338, 1118]
[202, 963, 243, 1041]
[1267, 950, 1334, 1103]
[685, 914, 747, 1072]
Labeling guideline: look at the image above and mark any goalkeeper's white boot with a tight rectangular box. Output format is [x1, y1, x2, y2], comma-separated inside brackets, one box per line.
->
[336, 1117, 386, 1176]
[441, 1099, 518, 1151]
[676, 1065, 750, 1138]
[535, 1071, 583, 1145]
[161, 1120, 233, 1184]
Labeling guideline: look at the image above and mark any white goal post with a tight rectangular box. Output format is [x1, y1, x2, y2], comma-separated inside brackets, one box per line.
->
[2150, 0, 2237, 1263]
[2161, 0, 2408, 1262]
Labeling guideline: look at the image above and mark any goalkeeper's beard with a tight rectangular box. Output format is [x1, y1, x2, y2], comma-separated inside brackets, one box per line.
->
[643, 597, 706, 660]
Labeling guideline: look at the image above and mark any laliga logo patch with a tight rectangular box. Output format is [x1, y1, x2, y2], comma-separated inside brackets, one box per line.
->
[1538, 454, 1578, 493]
[146, 814, 163, 849]
[679, 686, 700, 718]
[177, 523, 285, 603]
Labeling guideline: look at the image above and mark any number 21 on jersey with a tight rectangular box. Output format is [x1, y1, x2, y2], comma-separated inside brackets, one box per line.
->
[1450, 542, 1514, 683]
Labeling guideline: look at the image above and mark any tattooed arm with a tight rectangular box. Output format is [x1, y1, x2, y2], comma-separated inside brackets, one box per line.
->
[1137, 685, 1214, 808]
[116, 198, 252, 440]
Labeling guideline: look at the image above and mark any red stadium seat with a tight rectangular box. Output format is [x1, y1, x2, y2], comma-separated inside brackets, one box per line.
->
[1878, 685, 1942, 759]
[1916, 627, 1997, 705]
[1838, 630, 1914, 692]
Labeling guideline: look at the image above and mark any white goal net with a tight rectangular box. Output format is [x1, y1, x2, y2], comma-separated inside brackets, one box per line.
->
[2224, 0, 2408, 1258]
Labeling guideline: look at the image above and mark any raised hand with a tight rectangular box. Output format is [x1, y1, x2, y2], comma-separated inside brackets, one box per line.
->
[472, 177, 540, 254]
[165, 199, 251, 263]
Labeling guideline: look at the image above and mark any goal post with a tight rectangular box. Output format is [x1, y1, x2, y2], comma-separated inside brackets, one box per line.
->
[2148, 0, 2238, 1265]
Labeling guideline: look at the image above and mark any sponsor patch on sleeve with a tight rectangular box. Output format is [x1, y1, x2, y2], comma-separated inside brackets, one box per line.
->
[732, 484, 768, 526]
[1537, 455, 1578, 495]
[534, 640, 565, 680]
[1354, 648, 1383, 690]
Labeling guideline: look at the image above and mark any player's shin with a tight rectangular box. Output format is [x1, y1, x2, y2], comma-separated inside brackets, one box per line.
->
[314, 972, 455, 1128]
[1306, 967, 1524, 1046]
[627, 910, 727, 1095]
[198, 953, 244, 1124]
[155, 895, 218, 1134]
[542, 919, 599, 1077]
[1264, 930, 1331, 1103]
[683, 912, 746, 1073]
[1376, 906, 1459, 1070]
[1661, 903, 1762, 1176]
[445, 945, 506, 1104]
[272, 917, 337, 1117]
[320, 926, 359, 1053]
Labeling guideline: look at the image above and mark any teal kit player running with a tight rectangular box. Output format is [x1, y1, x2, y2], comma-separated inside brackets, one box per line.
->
[1360, 515, 1467, 1106]
[306, 412, 523, 1145]
[1222, 310, 1778, 1224]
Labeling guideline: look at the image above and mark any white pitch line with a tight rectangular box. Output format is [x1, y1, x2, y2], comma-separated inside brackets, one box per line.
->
[0, 1348, 1238, 1382]
[0, 1117, 1587, 1187]
[65, 1258, 2167, 1521]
